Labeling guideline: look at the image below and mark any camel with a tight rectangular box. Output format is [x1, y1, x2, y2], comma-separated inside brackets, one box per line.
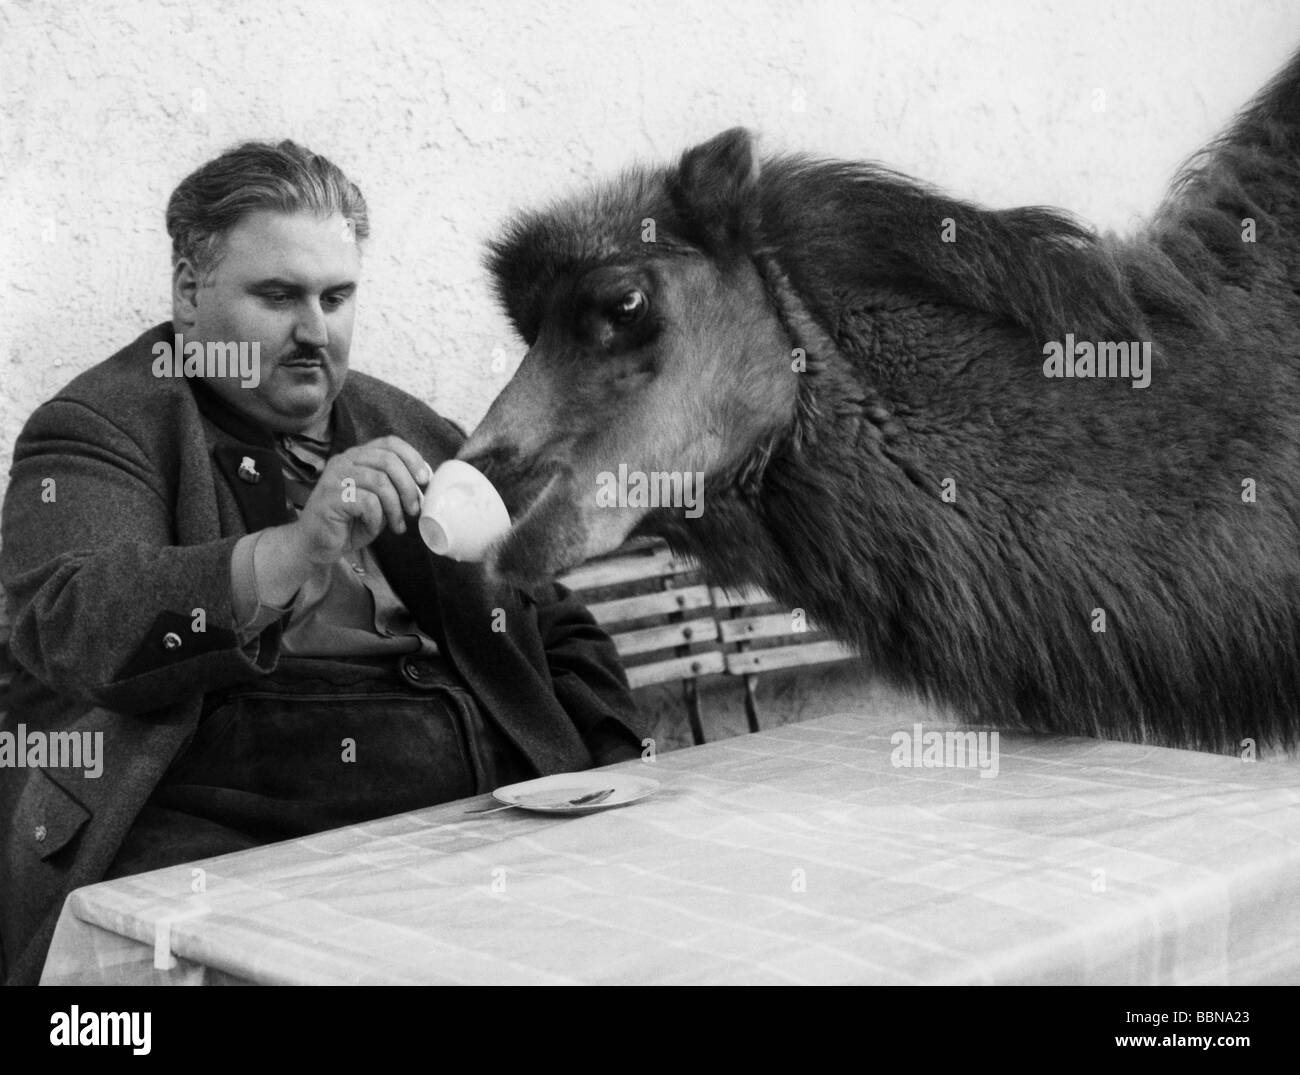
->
[460, 48, 1300, 753]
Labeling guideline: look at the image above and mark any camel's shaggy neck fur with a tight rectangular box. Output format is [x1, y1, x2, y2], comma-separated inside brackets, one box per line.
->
[660, 52, 1300, 752]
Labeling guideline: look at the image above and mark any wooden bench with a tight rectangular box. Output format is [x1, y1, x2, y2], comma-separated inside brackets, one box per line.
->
[557, 537, 857, 744]
[710, 582, 857, 740]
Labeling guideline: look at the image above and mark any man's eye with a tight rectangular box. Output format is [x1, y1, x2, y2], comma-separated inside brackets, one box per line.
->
[263, 293, 291, 304]
[323, 293, 349, 309]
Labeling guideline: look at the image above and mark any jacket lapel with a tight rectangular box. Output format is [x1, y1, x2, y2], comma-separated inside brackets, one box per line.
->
[191, 379, 298, 532]
[372, 521, 446, 638]
[209, 445, 295, 532]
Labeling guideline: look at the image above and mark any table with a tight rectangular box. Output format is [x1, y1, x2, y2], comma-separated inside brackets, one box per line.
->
[39, 710, 1300, 984]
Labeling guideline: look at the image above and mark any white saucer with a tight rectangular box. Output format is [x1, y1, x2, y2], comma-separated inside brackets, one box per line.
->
[492, 771, 661, 814]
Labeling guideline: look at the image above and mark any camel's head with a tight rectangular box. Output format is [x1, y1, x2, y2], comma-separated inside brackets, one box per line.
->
[461, 129, 800, 586]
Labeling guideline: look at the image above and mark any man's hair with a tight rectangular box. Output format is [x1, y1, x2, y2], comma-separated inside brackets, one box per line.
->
[166, 140, 369, 278]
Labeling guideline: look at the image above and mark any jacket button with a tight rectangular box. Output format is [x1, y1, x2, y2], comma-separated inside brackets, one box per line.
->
[34, 825, 47, 842]
[399, 655, 443, 690]
[163, 632, 183, 650]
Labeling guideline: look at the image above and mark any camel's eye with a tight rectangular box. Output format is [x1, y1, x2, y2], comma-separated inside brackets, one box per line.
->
[609, 289, 648, 326]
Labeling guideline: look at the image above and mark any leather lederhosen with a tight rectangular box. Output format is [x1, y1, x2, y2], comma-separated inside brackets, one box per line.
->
[104, 654, 534, 878]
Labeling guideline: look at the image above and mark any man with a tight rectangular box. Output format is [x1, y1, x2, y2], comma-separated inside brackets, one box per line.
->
[0, 141, 644, 985]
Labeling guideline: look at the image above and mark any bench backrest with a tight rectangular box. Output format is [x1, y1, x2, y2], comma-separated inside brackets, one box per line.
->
[557, 537, 857, 742]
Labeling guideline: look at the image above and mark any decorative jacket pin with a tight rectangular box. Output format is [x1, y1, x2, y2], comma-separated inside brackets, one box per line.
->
[238, 456, 260, 483]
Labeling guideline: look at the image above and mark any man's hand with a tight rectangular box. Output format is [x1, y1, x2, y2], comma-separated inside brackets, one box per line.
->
[252, 437, 432, 607]
[292, 436, 432, 564]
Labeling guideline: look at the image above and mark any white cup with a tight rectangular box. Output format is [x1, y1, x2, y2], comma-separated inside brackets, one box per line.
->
[418, 459, 512, 562]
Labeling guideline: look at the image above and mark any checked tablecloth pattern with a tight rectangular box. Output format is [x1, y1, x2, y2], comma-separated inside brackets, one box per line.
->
[39, 711, 1300, 985]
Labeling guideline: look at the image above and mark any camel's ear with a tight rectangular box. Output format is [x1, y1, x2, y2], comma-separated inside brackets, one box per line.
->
[670, 127, 760, 256]
[485, 215, 558, 345]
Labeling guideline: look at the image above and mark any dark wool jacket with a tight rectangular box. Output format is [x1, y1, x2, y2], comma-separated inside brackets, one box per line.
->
[0, 322, 643, 985]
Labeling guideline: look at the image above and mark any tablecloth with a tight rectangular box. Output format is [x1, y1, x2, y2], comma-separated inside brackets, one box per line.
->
[39, 710, 1300, 984]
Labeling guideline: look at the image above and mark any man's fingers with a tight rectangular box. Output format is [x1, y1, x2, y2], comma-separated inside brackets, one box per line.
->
[349, 443, 430, 517]
[354, 489, 387, 541]
[362, 473, 407, 535]
[328, 463, 407, 535]
[368, 436, 433, 498]
[309, 460, 407, 541]
[301, 440, 435, 559]
[346, 459, 418, 532]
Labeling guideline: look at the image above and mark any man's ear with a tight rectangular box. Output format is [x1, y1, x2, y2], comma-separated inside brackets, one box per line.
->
[669, 127, 761, 257]
[171, 259, 200, 332]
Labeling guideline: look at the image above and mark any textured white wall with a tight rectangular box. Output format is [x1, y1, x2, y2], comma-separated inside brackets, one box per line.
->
[1, 0, 1297, 498]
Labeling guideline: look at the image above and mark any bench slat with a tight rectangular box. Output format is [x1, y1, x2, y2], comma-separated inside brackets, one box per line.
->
[718, 612, 828, 644]
[725, 640, 857, 675]
[586, 584, 713, 626]
[626, 650, 726, 688]
[559, 547, 694, 591]
[709, 584, 777, 609]
[613, 617, 719, 657]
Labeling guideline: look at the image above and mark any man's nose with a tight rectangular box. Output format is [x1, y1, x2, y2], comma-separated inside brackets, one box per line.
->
[293, 300, 329, 348]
